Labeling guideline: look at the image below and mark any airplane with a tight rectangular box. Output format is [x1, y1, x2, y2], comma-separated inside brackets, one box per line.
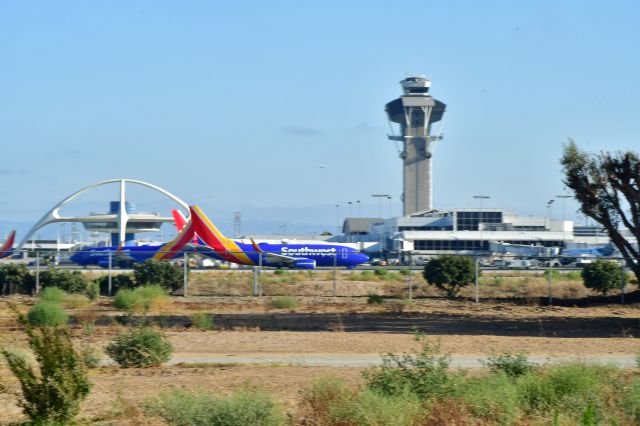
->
[562, 242, 616, 258]
[155, 205, 369, 269]
[0, 230, 16, 260]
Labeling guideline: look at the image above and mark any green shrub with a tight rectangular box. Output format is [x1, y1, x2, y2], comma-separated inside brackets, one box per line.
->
[113, 285, 169, 314]
[0, 263, 34, 295]
[364, 338, 457, 400]
[134, 259, 184, 293]
[191, 313, 214, 331]
[302, 377, 424, 426]
[105, 327, 173, 367]
[95, 273, 135, 295]
[27, 302, 69, 327]
[399, 268, 411, 276]
[270, 296, 299, 309]
[40, 269, 88, 293]
[544, 269, 561, 280]
[374, 268, 389, 276]
[63, 294, 92, 309]
[41, 286, 66, 304]
[461, 372, 520, 424]
[483, 352, 535, 378]
[85, 280, 100, 300]
[80, 346, 100, 369]
[146, 388, 285, 426]
[1, 318, 90, 424]
[423, 255, 476, 297]
[273, 269, 286, 275]
[565, 271, 581, 281]
[360, 270, 374, 280]
[581, 260, 626, 295]
[367, 294, 385, 305]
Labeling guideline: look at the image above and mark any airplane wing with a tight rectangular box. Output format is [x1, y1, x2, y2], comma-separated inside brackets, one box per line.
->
[249, 239, 302, 265]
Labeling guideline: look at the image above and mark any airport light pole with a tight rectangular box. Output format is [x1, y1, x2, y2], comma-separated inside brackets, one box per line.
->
[348, 201, 353, 218]
[356, 200, 361, 217]
[371, 194, 390, 218]
[387, 196, 392, 218]
[556, 195, 571, 250]
[335, 204, 340, 236]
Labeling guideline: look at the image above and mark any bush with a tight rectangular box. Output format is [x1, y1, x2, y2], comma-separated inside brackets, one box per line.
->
[367, 294, 385, 305]
[40, 269, 88, 293]
[364, 338, 457, 401]
[146, 388, 285, 426]
[270, 296, 299, 309]
[41, 286, 66, 303]
[95, 273, 135, 295]
[134, 259, 184, 293]
[565, 271, 581, 281]
[302, 377, 424, 426]
[191, 313, 214, 331]
[113, 285, 169, 314]
[360, 270, 374, 280]
[27, 302, 69, 327]
[0, 263, 34, 295]
[483, 352, 535, 378]
[80, 346, 100, 369]
[423, 255, 476, 297]
[581, 260, 626, 295]
[544, 269, 561, 280]
[85, 280, 100, 300]
[374, 268, 389, 276]
[105, 327, 173, 367]
[63, 294, 92, 309]
[273, 269, 286, 275]
[1, 317, 90, 424]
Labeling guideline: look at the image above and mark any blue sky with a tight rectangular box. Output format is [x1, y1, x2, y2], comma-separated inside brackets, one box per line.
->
[1, 0, 639, 236]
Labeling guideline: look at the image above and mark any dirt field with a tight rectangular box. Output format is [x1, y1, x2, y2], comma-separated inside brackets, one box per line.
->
[1, 281, 640, 424]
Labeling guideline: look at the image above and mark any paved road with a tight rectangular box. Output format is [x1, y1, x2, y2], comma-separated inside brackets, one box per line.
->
[166, 354, 638, 369]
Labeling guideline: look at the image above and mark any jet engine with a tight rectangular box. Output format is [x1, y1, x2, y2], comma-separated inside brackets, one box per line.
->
[292, 259, 316, 269]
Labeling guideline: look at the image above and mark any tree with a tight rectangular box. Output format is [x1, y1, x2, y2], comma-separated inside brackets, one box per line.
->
[423, 255, 476, 297]
[561, 140, 640, 282]
[1, 315, 90, 424]
[581, 259, 627, 295]
[133, 259, 184, 293]
[0, 263, 34, 295]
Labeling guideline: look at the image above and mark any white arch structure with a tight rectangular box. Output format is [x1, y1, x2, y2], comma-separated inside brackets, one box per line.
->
[18, 179, 190, 250]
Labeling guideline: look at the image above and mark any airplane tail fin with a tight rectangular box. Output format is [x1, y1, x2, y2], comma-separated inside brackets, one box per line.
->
[171, 209, 188, 232]
[154, 214, 196, 261]
[0, 230, 16, 259]
[600, 242, 616, 256]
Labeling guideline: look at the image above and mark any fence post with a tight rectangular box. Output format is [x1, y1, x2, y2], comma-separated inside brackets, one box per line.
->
[621, 264, 626, 305]
[548, 262, 553, 306]
[35, 252, 41, 295]
[407, 267, 413, 300]
[183, 252, 188, 298]
[107, 250, 113, 296]
[258, 252, 263, 297]
[332, 252, 337, 297]
[474, 257, 479, 304]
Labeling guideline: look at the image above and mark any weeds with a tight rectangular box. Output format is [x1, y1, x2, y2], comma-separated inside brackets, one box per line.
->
[26, 301, 68, 326]
[270, 296, 299, 309]
[105, 327, 173, 367]
[146, 388, 285, 426]
[483, 352, 536, 378]
[113, 285, 170, 314]
[191, 312, 214, 331]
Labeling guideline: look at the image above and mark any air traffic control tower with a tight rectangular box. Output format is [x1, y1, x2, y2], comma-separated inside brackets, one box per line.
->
[386, 76, 446, 215]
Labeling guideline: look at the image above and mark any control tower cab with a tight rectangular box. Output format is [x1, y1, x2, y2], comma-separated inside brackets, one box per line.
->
[386, 76, 446, 215]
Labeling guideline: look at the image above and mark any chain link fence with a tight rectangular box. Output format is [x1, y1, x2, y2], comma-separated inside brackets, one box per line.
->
[0, 250, 635, 305]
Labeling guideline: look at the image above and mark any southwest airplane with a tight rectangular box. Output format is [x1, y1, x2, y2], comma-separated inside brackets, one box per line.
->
[71, 206, 369, 269]
[562, 242, 616, 258]
[0, 231, 16, 260]
[154, 205, 369, 269]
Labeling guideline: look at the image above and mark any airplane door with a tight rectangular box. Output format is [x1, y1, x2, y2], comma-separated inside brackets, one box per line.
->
[341, 248, 348, 259]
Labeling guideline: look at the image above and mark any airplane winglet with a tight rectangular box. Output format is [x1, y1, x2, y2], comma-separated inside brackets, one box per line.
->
[250, 238, 263, 253]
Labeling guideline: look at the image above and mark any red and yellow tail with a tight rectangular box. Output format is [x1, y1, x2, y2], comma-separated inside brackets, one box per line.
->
[155, 206, 254, 265]
[0, 230, 16, 260]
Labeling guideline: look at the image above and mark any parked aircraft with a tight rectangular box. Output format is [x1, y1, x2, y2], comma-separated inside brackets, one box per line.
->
[562, 242, 616, 258]
[155, 205, 369, 269]
[0, 231, 16, 259]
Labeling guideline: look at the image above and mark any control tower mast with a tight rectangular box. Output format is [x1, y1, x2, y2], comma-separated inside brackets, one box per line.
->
[385, 76, 446, 215]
